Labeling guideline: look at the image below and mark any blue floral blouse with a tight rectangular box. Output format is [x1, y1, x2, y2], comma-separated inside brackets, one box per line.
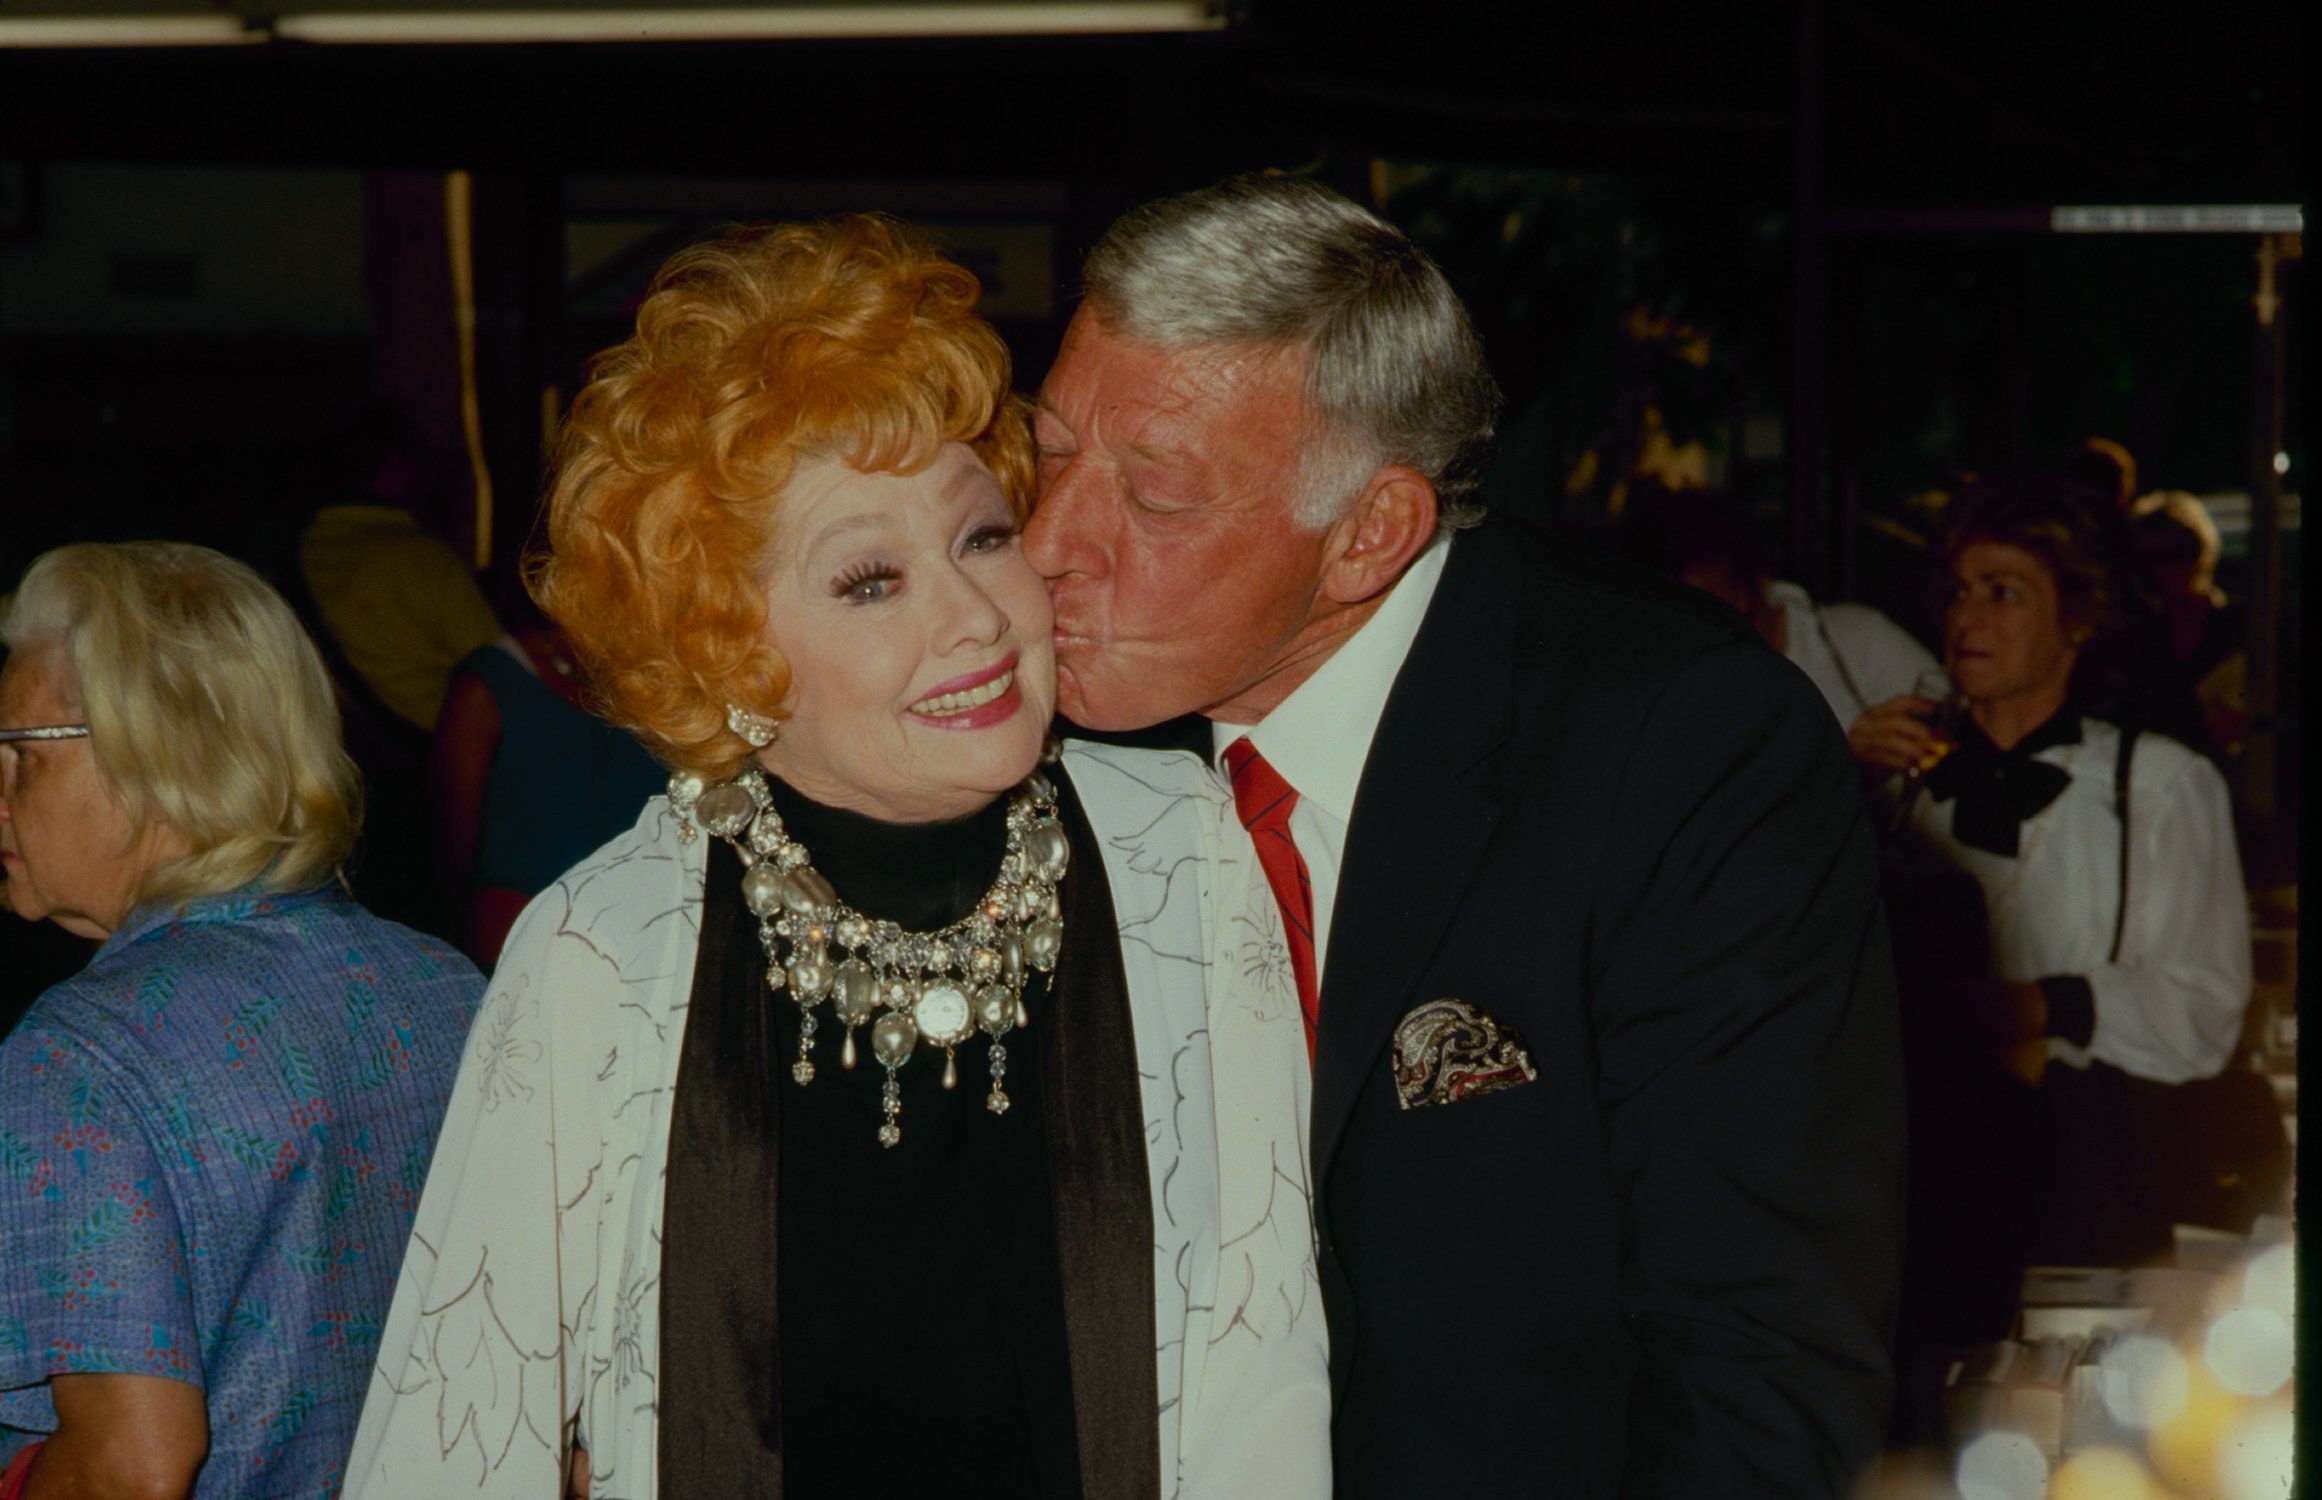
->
[0, 884, 480, 1496]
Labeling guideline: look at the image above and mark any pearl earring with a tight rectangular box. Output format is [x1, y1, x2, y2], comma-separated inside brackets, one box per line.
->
[726, 703, 778, 748]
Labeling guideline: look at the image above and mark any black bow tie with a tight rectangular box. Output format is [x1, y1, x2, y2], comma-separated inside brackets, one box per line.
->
[1925, 709, 2081, 857]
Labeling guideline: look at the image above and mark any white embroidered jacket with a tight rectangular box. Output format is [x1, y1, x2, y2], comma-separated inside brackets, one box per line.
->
[345, 745, 1295, 1498]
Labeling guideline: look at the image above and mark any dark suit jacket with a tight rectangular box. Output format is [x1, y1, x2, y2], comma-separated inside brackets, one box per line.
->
[1314, 516, 1902, 1497]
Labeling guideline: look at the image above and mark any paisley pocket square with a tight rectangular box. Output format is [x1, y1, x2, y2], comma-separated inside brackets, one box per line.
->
[1391, 997, 1538, 1110]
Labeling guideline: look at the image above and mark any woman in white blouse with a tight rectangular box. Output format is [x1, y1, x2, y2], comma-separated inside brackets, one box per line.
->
[1855, 479, 2252, 1273]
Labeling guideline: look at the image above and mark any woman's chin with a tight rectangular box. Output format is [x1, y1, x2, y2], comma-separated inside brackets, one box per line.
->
[1, 870, 40, 923]
[905, 708, 1049, 786]
[963, 742, 1048, 801]
[856, 741, 1047, 824]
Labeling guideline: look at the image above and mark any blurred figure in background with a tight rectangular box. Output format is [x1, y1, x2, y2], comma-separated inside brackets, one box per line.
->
[285, 396, 499, 938]
[0, 542, 480, 1498]
[296, 396, 501, 737]
[429, 598, 664, 967]
[2126, 489, 2248, 768]
[2059, 435, 2138, 516]
[1614, 480, 1938, 728]
[1858, 481, 2263, 1347]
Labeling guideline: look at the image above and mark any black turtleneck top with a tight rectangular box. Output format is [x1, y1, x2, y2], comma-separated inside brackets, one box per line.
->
[661, 774, 1081, 1498]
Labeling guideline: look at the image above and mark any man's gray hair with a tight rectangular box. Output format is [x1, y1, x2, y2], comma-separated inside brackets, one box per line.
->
[1082, 172, 1502, 530]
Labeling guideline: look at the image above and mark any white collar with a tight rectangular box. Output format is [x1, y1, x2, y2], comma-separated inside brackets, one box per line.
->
[1211, 536, 1451, 822]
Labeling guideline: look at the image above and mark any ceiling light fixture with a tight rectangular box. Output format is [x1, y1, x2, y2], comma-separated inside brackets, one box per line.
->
[0, 1, 1220, 48]
[2052, 205, 2302, 234]
[269, 2, 1222, 44]
[0, 14, 257, 46]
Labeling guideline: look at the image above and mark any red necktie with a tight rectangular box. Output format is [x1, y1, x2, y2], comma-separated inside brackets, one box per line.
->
[1225, 737, 1320, 1062]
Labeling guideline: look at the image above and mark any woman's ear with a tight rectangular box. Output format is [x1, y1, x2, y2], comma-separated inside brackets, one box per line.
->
[1321, 466, 1439, 607]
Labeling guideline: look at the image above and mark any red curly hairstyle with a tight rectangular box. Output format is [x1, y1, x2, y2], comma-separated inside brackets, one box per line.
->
[532, 216, 1034, 778]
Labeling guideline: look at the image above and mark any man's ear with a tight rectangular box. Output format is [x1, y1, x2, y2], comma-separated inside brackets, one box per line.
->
[1321, 465, 1439, 606]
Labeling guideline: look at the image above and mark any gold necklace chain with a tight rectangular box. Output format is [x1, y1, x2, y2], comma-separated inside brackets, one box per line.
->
[668, 762, 1067, 1147]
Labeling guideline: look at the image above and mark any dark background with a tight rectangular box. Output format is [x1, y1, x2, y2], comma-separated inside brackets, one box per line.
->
[3, 2, 2303, 583]
[0, 1, 2307, 1009]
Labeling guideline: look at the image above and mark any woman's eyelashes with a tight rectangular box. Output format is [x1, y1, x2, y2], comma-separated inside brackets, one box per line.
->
[962, 520, 1020, 555]
[828, 522, 1017, 603]
[832, 560, 902, 603]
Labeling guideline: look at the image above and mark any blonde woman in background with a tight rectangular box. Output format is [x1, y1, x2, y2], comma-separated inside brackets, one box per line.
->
[0, 542, 482, 1499]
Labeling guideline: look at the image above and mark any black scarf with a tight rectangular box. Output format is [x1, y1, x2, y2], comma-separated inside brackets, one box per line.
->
[656, 771, 1159, 1500]
[1925, 707, 2081, 857]
[657, 780, 1020, 1496]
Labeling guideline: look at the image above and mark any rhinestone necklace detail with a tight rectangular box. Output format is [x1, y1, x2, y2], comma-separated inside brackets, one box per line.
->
[669, 762, 1067, 1147]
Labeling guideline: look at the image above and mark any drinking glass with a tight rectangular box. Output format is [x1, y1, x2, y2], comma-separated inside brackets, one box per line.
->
[1909, 667, 1965, 744]
[1888, 667, 1965, 836]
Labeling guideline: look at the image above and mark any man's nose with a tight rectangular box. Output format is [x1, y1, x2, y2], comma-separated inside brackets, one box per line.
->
[1023, 463, 1104, 581]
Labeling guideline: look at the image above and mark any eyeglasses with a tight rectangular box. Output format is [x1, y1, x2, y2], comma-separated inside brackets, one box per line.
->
[0, 724, 90, 797]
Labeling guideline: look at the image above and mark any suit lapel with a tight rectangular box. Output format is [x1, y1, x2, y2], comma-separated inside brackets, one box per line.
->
[1043, 778, 1162, 1500]
[1312, 530, 1518, 1179]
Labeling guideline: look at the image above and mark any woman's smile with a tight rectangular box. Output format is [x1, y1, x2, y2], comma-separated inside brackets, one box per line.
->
[906, 652, 1021, 726]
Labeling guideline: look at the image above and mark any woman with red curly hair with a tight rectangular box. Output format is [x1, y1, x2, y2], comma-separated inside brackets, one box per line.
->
[348, 218, 1161, 1498]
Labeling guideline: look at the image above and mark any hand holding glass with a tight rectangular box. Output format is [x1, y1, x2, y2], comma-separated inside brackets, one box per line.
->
[1887, 669, 1963, 836]
[1908, 669, 1964, 761]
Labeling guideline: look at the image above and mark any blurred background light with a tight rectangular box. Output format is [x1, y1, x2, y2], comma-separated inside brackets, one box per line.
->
[2241, 1241, 2294, 1317]
[2202, 1306, 2294, 1397]
[2217, 1401, 2296, 1500]
[2047, 1447, 2166, 1500]
[2099, 1336, 2191, 1431]
[1955, 1430, 2048, 1500]
[2148, 1358, 2253, 1495]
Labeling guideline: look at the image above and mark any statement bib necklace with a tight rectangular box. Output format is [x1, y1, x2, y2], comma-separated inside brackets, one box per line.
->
[669, 762, 1067, 1147]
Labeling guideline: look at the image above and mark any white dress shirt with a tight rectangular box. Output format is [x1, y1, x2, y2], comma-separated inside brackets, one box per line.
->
[1056, 539, 1449, 1498]
[1901, 719, 2252, 1083]
[1067, 739, 1328, 1498]
[1211, 538, 1450, 985]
